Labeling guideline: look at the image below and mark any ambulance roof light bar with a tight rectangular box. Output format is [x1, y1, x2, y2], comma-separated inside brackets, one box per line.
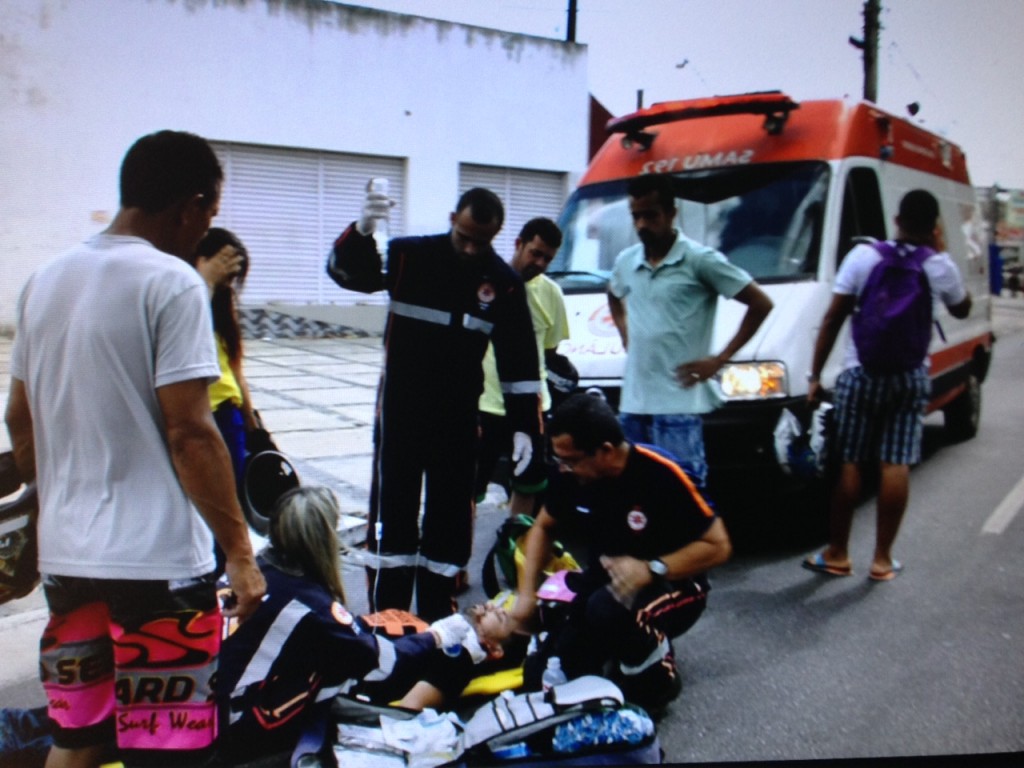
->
[608, 91, 800, 150]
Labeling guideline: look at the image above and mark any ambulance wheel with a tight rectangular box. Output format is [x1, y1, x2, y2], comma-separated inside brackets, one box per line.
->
[943, 373, 980, 442]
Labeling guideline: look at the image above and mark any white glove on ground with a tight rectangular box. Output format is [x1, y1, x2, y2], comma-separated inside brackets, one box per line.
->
[429, 613, 472, 650]
[356, 190, 393, 235]
[511, 432, 532, 476]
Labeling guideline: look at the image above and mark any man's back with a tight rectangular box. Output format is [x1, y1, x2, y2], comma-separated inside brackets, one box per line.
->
[13, 233, 220, 579]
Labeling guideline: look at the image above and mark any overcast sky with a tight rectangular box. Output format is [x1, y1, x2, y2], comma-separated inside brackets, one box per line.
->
[345, 0, 1024, 189]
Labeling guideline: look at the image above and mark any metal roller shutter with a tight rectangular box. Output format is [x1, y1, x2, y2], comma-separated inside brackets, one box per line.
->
[212, 142, 404, 305]
[458, 164, 568, 260]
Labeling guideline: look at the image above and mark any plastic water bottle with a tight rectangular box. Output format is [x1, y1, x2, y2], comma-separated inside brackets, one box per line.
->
[541, 656, 567, 693]
[367, 177, 390, 253]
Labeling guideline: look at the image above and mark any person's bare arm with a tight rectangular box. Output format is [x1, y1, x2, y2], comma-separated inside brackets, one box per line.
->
[157, 378, 265, 620]
[4, 377, 35, 482]
[807, 292, 856, 402]
[602, 517, 732, 603]
[677, 282, 774, 385]
[657, 516, 732, 576]
[607, 291, 628, 350]
[510, 507, 558, 629]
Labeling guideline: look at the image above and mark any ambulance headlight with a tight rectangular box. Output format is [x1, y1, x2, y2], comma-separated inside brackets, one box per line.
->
[718, 362, 788, 400]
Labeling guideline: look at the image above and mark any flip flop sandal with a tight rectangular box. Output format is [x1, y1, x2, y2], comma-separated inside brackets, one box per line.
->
[868, 560, 904, 582]
[802, 552, 853, 577]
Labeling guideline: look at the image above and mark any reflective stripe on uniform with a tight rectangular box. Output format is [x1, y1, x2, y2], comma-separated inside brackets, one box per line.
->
[390, 300, 451, 326]
[361, 636, 397, 681]
[618, 636, 671, 676]
[315, 684, 343, 703]
[501, 380, 543, 395]
[360, 551, 420, 570]
[356, 549, 461, 578]
[229, 599, 312, 723]
[463, 315, 494, 335]
[390, 299, 495, 336]
[419, 555, 462, 578]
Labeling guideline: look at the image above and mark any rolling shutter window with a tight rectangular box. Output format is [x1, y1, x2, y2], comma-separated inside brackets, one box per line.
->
[458, 164, 567, 261]
[212, 142, 404, 305]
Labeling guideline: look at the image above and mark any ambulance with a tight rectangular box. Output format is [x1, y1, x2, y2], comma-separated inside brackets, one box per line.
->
[549, 91, 993, 516]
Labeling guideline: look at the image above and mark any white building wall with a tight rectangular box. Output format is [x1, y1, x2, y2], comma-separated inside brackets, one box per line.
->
[0, 0, 589, 328]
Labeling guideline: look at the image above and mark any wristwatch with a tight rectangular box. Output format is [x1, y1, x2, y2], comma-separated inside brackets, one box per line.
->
[647, 558, 669, 577]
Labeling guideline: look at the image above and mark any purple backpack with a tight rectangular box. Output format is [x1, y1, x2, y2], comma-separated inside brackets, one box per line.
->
[851, 241, 934, 373]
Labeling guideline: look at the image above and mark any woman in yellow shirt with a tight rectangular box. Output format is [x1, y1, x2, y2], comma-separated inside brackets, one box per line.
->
[192, 228, 257, 491]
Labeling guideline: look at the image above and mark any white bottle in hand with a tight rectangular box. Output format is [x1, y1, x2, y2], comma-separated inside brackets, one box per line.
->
[367, 177, 390, 253]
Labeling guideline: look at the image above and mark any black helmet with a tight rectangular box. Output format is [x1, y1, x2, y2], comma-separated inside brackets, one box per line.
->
[242, 450, 300, 535]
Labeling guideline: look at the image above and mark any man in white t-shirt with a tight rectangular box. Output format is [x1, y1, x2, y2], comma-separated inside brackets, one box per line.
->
[803, 189, 971, 583]
[6, 131, 265, 768]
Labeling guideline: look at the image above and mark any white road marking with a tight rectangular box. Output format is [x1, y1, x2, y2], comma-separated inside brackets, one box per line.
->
[982, 474, 1024, 535]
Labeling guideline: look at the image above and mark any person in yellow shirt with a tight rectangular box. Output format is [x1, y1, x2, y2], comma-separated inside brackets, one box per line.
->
[192, 228, 258, 491]
[476, 218, 569, 518]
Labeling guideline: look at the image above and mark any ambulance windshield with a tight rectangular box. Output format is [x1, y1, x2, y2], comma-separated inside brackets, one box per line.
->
[550, 161, 829, 293]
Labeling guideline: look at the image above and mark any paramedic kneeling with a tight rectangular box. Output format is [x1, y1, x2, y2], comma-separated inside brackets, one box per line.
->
[510, 392, 731, 712]
[217, 487, 478, 763]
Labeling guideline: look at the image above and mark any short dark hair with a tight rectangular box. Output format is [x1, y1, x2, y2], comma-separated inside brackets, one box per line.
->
[626, 173, 676, 213]
[518, 217, 562, 249]
[119, 130, 223, 214]
[897, 189, 940, 237]
[456, 187, 505, 228]
[548, 392, 624, 453]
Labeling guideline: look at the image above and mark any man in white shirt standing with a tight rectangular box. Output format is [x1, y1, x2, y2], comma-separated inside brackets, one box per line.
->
[5, 130, 265, 768]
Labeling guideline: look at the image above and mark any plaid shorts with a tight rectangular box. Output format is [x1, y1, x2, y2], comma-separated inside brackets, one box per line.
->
[833, 365, 930, 465]
[39, 572, 221, 762]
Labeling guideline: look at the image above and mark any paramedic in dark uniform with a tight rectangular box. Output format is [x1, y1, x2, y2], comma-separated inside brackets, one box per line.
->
[511, 392, 732, 712]
[327, 186, 542, 621]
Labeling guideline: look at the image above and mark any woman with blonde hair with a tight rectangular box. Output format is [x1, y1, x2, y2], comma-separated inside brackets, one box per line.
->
[215, 486, 474, 763]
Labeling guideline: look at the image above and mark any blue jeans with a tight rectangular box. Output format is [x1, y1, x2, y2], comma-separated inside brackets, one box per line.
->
[618, 413, 708, 487]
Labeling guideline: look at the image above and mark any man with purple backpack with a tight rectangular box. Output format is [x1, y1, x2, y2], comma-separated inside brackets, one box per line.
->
[803, 189, 972, 582]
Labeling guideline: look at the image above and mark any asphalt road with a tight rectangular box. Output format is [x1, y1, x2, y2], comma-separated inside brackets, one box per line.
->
[658, 302, 1024, 764]
[2, 298, 1024, 766]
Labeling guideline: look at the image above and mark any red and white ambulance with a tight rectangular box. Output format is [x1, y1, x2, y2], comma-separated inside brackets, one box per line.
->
[549, 91, 993, 514]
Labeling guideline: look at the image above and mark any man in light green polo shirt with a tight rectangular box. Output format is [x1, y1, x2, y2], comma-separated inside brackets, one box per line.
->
[476, 218, 569, 517]
[608, 174, 773, 487]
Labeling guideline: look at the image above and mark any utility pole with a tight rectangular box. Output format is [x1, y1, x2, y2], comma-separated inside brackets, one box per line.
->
[849, 0, 881, 102]
[566, 0, 577, 43]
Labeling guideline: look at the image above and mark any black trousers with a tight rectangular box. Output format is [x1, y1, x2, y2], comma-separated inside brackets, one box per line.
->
[526, 570, 707, 686]
[364, 386, 478, 621]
